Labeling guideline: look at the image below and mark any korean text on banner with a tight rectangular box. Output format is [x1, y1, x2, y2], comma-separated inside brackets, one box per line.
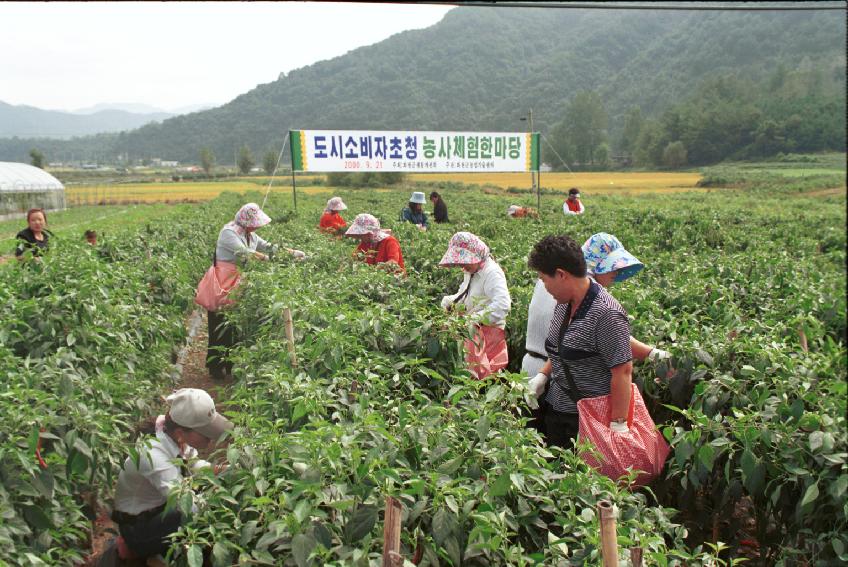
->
[290, 130, 540, 173]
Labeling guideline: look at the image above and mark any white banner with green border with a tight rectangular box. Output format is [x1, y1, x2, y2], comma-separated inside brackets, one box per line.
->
[290, 130, 540, 173]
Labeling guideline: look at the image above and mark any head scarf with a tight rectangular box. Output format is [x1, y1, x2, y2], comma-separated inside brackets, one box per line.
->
[224, 203, 271, 236]
[439, 231, 490, 267]
[581, 232, 643, 283]
[325, 197, 347, 212]
[507, 205, 520, 217]
[345, 213, 390, 242]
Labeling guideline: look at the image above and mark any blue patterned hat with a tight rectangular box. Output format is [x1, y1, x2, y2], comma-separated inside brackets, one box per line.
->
[581, 233, 643, 282]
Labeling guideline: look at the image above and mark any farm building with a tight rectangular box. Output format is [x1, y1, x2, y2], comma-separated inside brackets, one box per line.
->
[0, 161, 65, 217]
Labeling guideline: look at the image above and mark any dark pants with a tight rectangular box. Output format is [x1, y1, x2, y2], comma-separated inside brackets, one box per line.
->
[543, 404, 580, 449]
[117, 508, 183, 558]
[206, 309, 236, 379]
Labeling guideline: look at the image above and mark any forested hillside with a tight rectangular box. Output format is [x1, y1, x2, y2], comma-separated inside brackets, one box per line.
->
[2, 6, 844, 167]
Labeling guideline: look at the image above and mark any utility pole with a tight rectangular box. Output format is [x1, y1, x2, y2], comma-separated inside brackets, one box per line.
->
[520, 110, 539, 210]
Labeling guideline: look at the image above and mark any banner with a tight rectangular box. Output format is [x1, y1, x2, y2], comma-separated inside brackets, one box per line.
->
[290, 130, 540, 173]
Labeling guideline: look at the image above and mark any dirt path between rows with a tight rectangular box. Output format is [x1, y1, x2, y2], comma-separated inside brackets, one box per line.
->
[84, 309, 231, 567]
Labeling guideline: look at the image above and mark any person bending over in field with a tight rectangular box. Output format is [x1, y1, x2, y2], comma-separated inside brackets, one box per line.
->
[15, 208, 52, 260]
[399, 191, 429, 230]
[345, 213, 405, 274]
[84, 229, 97, 245]
[527, 235, 633, 448]
[525, 233, 671, 402]
[507, 205, 539, 219]
[319, 196, 348, 235]
[563, 188, 585, 216]
[430, 191, 449, 223]
[198, 203, 305, 380]
[111, 389, 231, 563]
[440, 232, 512, 380]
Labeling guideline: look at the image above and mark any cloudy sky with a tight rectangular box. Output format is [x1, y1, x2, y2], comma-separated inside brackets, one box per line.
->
[0, 2, 454, 112]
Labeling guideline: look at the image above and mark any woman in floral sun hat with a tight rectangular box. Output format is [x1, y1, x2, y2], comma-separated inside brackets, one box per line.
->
[197, 203, 304, 380]
[319, 196, 348, 235]
[345, 213, 405, 274]
[440, 232, 512, 379]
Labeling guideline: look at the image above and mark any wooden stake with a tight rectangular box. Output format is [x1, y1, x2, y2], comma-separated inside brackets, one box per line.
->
[283, 307, 298, 367]
[597, 500, 618, 567]
[630, 547, 643, 567]
[382, 496, 403, 567]
[798, 325, 808, 353]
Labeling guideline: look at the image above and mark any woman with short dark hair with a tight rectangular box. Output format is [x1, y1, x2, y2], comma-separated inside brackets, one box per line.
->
[527, 234, 633, 448]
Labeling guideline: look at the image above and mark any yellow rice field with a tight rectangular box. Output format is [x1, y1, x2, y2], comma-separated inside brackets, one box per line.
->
[408, 171, 703, 194]
[64, 182, 333, 205]
[62, 171, 703, 206]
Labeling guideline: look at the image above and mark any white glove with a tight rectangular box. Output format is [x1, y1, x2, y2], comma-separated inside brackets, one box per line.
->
[291, 249, 306, 260]
[527, 372, 548, 398]
[647, 348, 671, 362]
[610, 421, 629, 433]
[440, 295, 453, 310]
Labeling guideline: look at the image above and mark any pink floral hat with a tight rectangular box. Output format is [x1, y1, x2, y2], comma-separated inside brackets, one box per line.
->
[345, 213, 381, 236]
[439, 231, 489, 267]
[234, 203, 271, 229]
[326, 197, 347, 212]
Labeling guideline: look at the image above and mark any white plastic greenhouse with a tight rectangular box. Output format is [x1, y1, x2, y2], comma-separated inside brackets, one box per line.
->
[0, 162, 65, 216]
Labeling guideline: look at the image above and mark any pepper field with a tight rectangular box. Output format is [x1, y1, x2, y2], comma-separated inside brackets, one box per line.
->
[0, 158, 845, 565]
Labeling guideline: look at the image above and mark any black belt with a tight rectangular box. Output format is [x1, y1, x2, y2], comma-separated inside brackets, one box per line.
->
[526, 350, 547, 360]
[112, 503, 167, 525]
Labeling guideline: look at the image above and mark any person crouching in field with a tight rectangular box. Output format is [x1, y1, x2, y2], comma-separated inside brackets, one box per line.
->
[430, 191, 449, 223]
[439, 232, 512, 379]
[563, 188, 585, 215]
[400, 191, 429, 230]
[507, 205, 539, 219]
[319, 197, 348, 235]
[84, 229, 97, 245]
[111, 389, 231, 562]
[345, 213, 405, 274]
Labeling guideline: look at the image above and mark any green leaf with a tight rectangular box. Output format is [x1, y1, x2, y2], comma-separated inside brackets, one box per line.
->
[432, 508, 456, 546]
[800, 482, 819, 509]
[476, 415, 490, 443]
[809, 430, 824, 452]
[22, 505, 53, 530]
[698, 444, 716, 470]
[292, 533, 316, 567]
[489, 473, 512, 498]
[695, 349, 714, 367]
[211, 542, 232, 567]
[187, 545, 203, 567]
[344, 503, 377, 544]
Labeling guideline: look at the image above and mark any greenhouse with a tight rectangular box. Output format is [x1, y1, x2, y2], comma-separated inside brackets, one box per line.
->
[0, 161, 65, 216]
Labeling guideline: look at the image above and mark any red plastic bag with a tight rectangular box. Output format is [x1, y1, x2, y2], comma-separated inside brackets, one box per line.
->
[576, 383, 670, 487]
[194, 260, 240, 312]
[464, 324, 508, 379]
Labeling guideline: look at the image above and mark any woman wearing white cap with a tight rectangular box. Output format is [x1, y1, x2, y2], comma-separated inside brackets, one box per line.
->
[525, 233, 670, 400]
[319, 196, 348, 235]
[112, 388, 232, 560]
[439, 232, 512, 379]
[400, 191, 429, 230]
[345, 213, 405, 274]
[199, 203, 304, 380]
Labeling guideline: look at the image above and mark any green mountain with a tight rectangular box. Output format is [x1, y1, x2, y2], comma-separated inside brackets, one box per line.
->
[1, 6, 844, 165]
[0, 101, 174, 139]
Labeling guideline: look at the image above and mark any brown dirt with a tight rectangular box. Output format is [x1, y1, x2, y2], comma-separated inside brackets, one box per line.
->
[797, 186, 847, 198]
[84, 309, 230, 566]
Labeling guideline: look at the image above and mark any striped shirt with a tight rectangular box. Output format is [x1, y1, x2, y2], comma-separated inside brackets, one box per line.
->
[544, 280, 632, 413]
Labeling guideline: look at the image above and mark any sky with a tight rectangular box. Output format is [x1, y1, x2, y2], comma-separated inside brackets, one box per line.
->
[0, 2, 454, 113]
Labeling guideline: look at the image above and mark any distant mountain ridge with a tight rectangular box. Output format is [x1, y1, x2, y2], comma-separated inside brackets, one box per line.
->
[0, 101, 174, 139]
[0, 6, 844, 163]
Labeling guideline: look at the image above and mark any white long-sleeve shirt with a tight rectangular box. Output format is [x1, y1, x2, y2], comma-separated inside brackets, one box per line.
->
[442, 258, 511, 329]
[215, 227, 272, 263]
[521, 279, 557, 376]
[113, 431, 209, 515]
[563, 200, 585, 215]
